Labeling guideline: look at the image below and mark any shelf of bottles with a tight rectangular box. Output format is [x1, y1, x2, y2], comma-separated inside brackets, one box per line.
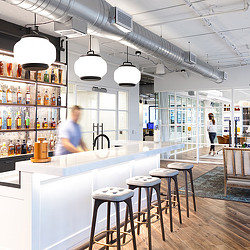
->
[0, 50, 67, 158]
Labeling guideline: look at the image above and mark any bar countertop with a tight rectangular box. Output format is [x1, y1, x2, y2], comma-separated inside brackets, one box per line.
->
[15, 141, 184, 177]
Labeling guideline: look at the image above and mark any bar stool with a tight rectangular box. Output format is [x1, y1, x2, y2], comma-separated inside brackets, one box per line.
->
[89, 187, 137, 250]
[149, 168, 182, 232]
[167, 163, 196, 217]
[123, 176, 165, 250]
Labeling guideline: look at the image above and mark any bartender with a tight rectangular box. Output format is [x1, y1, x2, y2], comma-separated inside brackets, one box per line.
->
[55, 105, 88, 155]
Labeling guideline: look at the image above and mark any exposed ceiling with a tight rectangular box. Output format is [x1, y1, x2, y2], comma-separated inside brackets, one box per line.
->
[0, 0, 250, 73]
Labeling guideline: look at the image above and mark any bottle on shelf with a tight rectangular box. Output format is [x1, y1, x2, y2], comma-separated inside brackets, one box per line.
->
[26, 138, 33, 154]
[0, 112, 2, 130]
[0, 61, 4, 76]
[16, 64, 22, 78]
[7, 62, 12, 77]
[21, 139, 27, 154]
[25, 112, 30, 129]
[42, 118, 48, 129]
[36, 118, 40, 129]
[6, 87, 12, 103]
[0, 85, 3, 103]
[51, 69, 55, 83]
[50, 117, 56, 128]
[15, 111, 22, 129]
[51, 92, 56, 106]
[25, 87, 31, 104]
[57, 94, 61, 106]
[17, 86, 22, 104]
[44, 90, 49, 105]
[6, 112, 12, 130]
[1, 142, 8, 157]
[37, 90, 42, 105]
[8, 140, 14, 156]
[54, 69, 59, 84]
[49, 134, 55, 151]
[44, 71, 49, 82]
[58, 69, 63, 84]
[15, 139, 21, 155]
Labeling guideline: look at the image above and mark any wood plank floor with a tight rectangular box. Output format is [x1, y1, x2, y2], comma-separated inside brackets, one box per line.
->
[78, 162, 250, 250]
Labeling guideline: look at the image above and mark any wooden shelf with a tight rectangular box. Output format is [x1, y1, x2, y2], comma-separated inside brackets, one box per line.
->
[37, 128, 56, 131]
[37, 105, 67, 109]
[0, 103, 35, 107]
[0, 128, 35, 132]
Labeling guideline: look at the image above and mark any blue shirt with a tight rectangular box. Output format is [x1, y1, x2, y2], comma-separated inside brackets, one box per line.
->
[55, 119, 82, 155]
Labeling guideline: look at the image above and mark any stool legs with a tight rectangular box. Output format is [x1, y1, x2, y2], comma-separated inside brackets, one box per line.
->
[167, 178, 173, 232]
[106, 202, 111, 249]
[184, 170, 190, 217]
[115, 202, 121, 250]
[146, 188, 152, 250]
[173, 176, 182, 224]
[188, 169, 196, 212]
[137, 187, 142, 235]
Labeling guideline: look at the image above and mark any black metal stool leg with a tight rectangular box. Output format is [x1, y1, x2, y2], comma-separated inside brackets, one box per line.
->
[123, 202, 129, 244]
[184, 170, 189, 217]
[173, 176, 182, 224]
[89, 199, 103, 250]
[137, 187, 142, 235]
[106, 201, 111, 249]
[167, 178, 173, 232]
[145, 187, 152, 250]
[154, 183, 165, 241]
[126, 198, 137, 250]
[115, 202, 121, 250]
[189, 169, 196, 212]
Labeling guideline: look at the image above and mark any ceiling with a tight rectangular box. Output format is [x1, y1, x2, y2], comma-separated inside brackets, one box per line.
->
[0, 0, 250, 73]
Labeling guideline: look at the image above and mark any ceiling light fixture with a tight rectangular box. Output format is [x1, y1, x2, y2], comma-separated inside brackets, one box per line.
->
[14, 14, 56, 71]
[74, 35, 107, 81]
[114, 46, 141, 87]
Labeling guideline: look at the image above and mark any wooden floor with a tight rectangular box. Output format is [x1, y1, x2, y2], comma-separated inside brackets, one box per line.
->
[79, 162, 250, 250]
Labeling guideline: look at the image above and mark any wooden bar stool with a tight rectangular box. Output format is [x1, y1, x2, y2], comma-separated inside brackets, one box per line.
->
[89, 187, 137, 250]
[167, 163, 196, 217]
[149, 168, 182, 232]
[123, 176, 165, 250]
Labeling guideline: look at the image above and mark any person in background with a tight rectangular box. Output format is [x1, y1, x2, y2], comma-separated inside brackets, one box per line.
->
[55, 105, 88, 155]
[207, 113, 217, 156]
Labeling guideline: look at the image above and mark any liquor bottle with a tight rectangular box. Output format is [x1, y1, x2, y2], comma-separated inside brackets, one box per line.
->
[1, 142, 8, 157]
[37, 90, 42, 105]
[26, 87, 31, 104]
[0, 86, 2, 103]
[16, 111, 22, 129]
[16, 64, 22, 78]
[51, 69, 55, 83]
[49, 134, 55, 151]
[15, 139, 21, 155]
[8, 140, 14, 156]
[50, 117, 56, 128]
[44, 71, 49, 82]
[44, 90, 49, 105]
[17, 86, 22, 104]
[42, 118, 48, 129]
[7, 62, 12, 77]
[6, 112, 12, 129]
[57, 94, 61, 106]
[21, 139, 27, 154]
[6, 87, 12, 103]
[0, 61, 4, 76]
[54, 69, 59, 84]
[0, 112, 2, 130]
[51, 92, 56, 106]
[26, 138, 33, 154]
[58, 69, 63, 84]
[25, 112, 30, 129]
[36, 118, 40, 129]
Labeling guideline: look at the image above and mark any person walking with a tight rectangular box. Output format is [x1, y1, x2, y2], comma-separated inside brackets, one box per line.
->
[207, 113, 217, 156]
[55, 105, 88, 155]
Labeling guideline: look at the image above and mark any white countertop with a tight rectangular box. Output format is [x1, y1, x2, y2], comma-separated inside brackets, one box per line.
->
[15, 141, 184, 177]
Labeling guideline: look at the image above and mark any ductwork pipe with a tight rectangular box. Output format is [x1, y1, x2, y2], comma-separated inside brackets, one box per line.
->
[3, 0, 225, 82]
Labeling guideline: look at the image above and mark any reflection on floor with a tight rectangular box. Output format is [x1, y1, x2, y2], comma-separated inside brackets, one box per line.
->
[80, 162, 250, 250]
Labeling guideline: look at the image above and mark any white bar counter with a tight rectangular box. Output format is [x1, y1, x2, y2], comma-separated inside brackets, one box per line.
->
[0, 141, 184, 250]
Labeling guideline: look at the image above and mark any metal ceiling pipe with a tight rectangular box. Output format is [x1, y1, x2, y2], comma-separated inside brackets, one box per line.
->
[3, 0, 225, 82]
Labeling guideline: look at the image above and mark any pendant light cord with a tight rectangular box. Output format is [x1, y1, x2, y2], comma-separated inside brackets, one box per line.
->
[126, 46, 129, 63]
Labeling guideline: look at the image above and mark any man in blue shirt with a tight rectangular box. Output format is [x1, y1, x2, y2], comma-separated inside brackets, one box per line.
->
[55, 105, 88, 155]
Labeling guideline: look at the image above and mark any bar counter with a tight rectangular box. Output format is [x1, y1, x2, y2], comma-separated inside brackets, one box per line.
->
[0, 141, 184, 250]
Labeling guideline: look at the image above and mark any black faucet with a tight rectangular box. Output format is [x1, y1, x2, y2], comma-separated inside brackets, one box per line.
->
[93, 134, 110, 150]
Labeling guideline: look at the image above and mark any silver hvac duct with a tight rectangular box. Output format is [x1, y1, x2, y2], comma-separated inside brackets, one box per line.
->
[3, 0, 225, 82]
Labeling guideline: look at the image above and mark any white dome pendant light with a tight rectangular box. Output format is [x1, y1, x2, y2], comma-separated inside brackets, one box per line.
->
[114, 47, 141, 87]
[74, 35, 107, 81]
[14, 14, 56, 71]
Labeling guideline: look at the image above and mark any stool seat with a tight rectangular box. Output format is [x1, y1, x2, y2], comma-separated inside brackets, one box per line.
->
[149, 168, 179, 177]
[168, 163, 193, 170]
[92, 187, 134, 202]
[126, 176, 161, 187]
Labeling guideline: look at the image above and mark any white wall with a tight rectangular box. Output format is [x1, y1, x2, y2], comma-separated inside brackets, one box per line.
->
[64, 41, 140, 140]
[155, 65, 250, 92]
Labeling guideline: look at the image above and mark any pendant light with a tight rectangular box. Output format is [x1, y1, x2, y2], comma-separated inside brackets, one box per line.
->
[14, 14, 56, 71]
[155, 62, 165, 75]
[74, 35, 107, 81]
[114, 47, 141, 87]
